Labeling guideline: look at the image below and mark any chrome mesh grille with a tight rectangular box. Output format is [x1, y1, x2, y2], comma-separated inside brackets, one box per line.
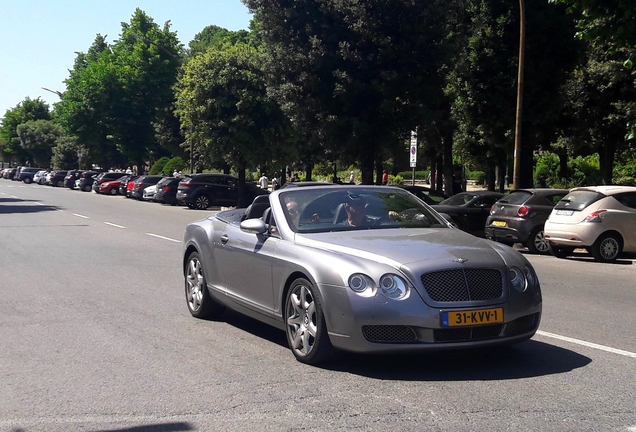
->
[362, 325, 417, 343]
[420, 269, 503, 302]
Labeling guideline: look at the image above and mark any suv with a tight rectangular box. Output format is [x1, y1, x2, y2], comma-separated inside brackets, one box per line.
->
[176, 173, 269, 210]
[154, 177, 181, 205]
[545, 185, 636, 262]
[77, 171, 100, 192]
[48, 170, 68, 187]
[64, 170, 83, 188]
[16, 167, 43, 184]
[485, 188, 570, 254]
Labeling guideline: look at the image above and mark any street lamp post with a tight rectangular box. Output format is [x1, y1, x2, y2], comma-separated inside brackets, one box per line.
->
[41, 87, 63, 98]
[512, 0, 526, 190]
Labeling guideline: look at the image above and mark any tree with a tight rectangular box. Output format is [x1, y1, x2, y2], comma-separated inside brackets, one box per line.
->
[0, 97, 51, 164]
[16, 119, 63, 167]
[175, 42, 293, 207]
[50, 135, 82, 170]
[243, 0, 449, 184]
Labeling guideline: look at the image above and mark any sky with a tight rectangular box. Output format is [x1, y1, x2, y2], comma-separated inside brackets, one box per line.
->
[0, 0, 252, 117]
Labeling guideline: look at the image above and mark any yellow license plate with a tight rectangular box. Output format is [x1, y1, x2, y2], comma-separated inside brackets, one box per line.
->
[492, 220, 507, 227]
[441, 308, 504, 327]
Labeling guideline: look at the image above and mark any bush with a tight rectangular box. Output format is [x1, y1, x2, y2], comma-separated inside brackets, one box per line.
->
[162, 157, 186, 176]
[397, 170, 428, 180]
[389, 174, 404, 185]
[150, 157, 171, 175]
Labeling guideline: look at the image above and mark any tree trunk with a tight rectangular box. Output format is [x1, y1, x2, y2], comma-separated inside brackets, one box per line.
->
[443, 131, 453, 196]
[599, 142, 616, 185]
[361, 147, 375, 185]
[237, 161, 248, 208]
[375, 154, 383, 185]
[557, 152, 569, 179]
[436, 157, 444, 193]
[305, 163, 313, 182]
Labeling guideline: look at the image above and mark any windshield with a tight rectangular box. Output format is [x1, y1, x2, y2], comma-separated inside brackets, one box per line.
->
[279, 187, 448, 233]
[439, 192, 477, 206]
[554, 190, 604, 211]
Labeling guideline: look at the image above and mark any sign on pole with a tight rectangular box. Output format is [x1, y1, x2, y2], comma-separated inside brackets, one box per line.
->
[409, 130, 417, 168]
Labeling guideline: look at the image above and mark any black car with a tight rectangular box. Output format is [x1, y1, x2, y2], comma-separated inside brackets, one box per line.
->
[485, 188, 570, 254]
[77, 171, 100, 192]
[48, 170, 68, 187]
[176, 173, 269, 209]
[64, 170, 83, 188]
[130, 175, 165, 200]
[397, 185, 448, 205]
[154, 177, 181, 205]
[431, 190, 504, 237]
[92, 172, 129, 193]
[15, 167, 43, 184]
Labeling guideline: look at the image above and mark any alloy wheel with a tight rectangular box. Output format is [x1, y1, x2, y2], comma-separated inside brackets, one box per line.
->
[286, 284, 317, 357]
[599, 237, 619, 261]
[195, 195, 210, 210]
[186, 257, 205, 313]
[533, 230, 550, 253]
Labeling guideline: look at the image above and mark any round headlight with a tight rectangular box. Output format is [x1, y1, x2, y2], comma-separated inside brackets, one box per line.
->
[510, 267, 528, 292]
[349, 273, 371, 293]
[524, 265, 537, 287]
[379, 274, 409, 299]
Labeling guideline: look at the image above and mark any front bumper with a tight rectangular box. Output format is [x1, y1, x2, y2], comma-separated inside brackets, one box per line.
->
[318, 283, 542, 354]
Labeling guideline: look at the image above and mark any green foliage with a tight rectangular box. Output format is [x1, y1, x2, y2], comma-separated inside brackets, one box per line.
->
[397, 170, 429, 180]
[534, 153, 602, 187]
[0, 97, 51, 163]
[50, 136, 81, 170]
[150, 156, 171, 175]
[16, 119, 63, 167]
[389, 174, 404, 185]
[162, 157, 186, 175]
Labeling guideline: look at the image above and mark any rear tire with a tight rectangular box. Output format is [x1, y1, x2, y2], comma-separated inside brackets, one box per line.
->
[526, 226, 550, 255]
[24, 177, 32, 184]
[590, 233, 622, 262]
[194, 194, 211, 210]
[184, 251, 225, 319]
[110, 188, 118, 195]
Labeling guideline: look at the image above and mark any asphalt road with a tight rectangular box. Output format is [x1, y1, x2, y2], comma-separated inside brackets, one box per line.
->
[1, 181, 635, 432]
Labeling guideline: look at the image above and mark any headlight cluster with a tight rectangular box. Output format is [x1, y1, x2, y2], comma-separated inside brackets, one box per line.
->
[509, 266, 528, 292]
[348, 273, 410, 299]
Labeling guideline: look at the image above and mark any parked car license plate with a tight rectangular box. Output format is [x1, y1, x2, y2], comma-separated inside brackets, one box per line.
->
[441, 308, 503, 327]
[492, 220, 507, 227]
[556, 210, 574, 215]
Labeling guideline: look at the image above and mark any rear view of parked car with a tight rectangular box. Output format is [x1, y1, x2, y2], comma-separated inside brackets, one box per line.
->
[154, 177, 181, 205]
[92, 172, 129, 193]
[33, 170, 49, 185]
[16, 167, 42, 184]
[176, 173, 268, 210]
[485, 188, 569, 254]
[48, 170, 68, 187]
[130, 175, 164, 200]
[64, 170, 82, 189]
[77, 171, 100, 192]
[545, 185, 636, 262]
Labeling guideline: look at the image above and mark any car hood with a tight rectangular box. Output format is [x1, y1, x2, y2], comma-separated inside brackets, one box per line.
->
[295, 228, 507, 270]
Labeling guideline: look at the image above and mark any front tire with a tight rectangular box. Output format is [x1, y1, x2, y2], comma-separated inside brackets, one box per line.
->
[184, 251, 225, 319]
[526, 226, 550, 255]
[284, 278, 334, 365]
[591, 233, 622, 262]
[110, 188, 118, 195]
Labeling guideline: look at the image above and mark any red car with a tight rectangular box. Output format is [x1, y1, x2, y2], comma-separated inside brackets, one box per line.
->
[99, 179, 124, 195]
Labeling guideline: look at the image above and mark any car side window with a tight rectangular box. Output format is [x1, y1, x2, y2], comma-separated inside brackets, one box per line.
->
[481, 196, 499, 207]
[614, 193, 636, 209]
[546, 194, 565, 206]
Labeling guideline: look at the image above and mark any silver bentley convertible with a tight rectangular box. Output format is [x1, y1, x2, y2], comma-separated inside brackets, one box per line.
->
[182, 185, 542, 365]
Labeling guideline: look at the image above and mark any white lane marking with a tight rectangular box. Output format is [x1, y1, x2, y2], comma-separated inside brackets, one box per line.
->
[104, 222, 126, 229]
[72, 213, 89, 219]
[34, 201, 44, 206]
[537, 330, 636, 359]
[627, 427, 636, 431]
[146, 233, 180, 243]
[10, 195, 18, 198]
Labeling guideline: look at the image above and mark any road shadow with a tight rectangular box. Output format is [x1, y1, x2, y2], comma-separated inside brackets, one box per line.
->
[0, 199, 60, 214]
[11, 422, 194, 432]
[518, 247, 635, 265]
[221, 310, 591, 381]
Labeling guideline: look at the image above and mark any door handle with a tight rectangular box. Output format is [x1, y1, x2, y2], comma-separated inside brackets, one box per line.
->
[220, 235, 229, 244]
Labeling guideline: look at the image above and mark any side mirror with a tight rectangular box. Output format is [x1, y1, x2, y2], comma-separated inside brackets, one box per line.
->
[240, 218, 268, 235]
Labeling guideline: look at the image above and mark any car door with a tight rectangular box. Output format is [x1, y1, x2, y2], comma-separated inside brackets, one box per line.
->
[469, 195, 500, 235]
[613, 192, 636, 250]
[214, 221, 277, 315]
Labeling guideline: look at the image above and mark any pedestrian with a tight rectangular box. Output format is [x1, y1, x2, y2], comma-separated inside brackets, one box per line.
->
[349, 171, 355, 184]
[382, 170, 388, 186]
[272, 176, 279, 190]
[291, 173, 300, 182]
[258, 173, 269, 190]
[126, 167, 133, 175]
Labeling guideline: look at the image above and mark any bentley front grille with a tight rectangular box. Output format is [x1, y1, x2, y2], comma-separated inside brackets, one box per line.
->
[433, 324, 503, 342]
[503, 313, 539, 337]
[362, 325, 417, 343]
[420, 268, 503, 302]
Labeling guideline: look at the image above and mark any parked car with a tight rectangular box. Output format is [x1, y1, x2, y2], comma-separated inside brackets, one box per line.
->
[3, 168, 17, 180]
[15, 167, 43, 184]
[11, 166, 23, 181]
[183, 185, 542, 365]
[119, 175, 138, 196]
[77, 170, 100, 192]
[176, 173, 269, 210]
[154, 177, 181, 205]
[64, 170, 83, 189]
[130, 175, 164, 200]
[431, 191, 504, 237]
[397, 184, 448, 205]
[91, 172, 128, 193]
[544, 185, 636, 262]
[279, 181, 334, 189]
[33, 170, 49, 185]
[485, 188, 570, 254]
[142, 184, 158, 201]
[47, 170, 68, 187]
[98, 176, 127, 195]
